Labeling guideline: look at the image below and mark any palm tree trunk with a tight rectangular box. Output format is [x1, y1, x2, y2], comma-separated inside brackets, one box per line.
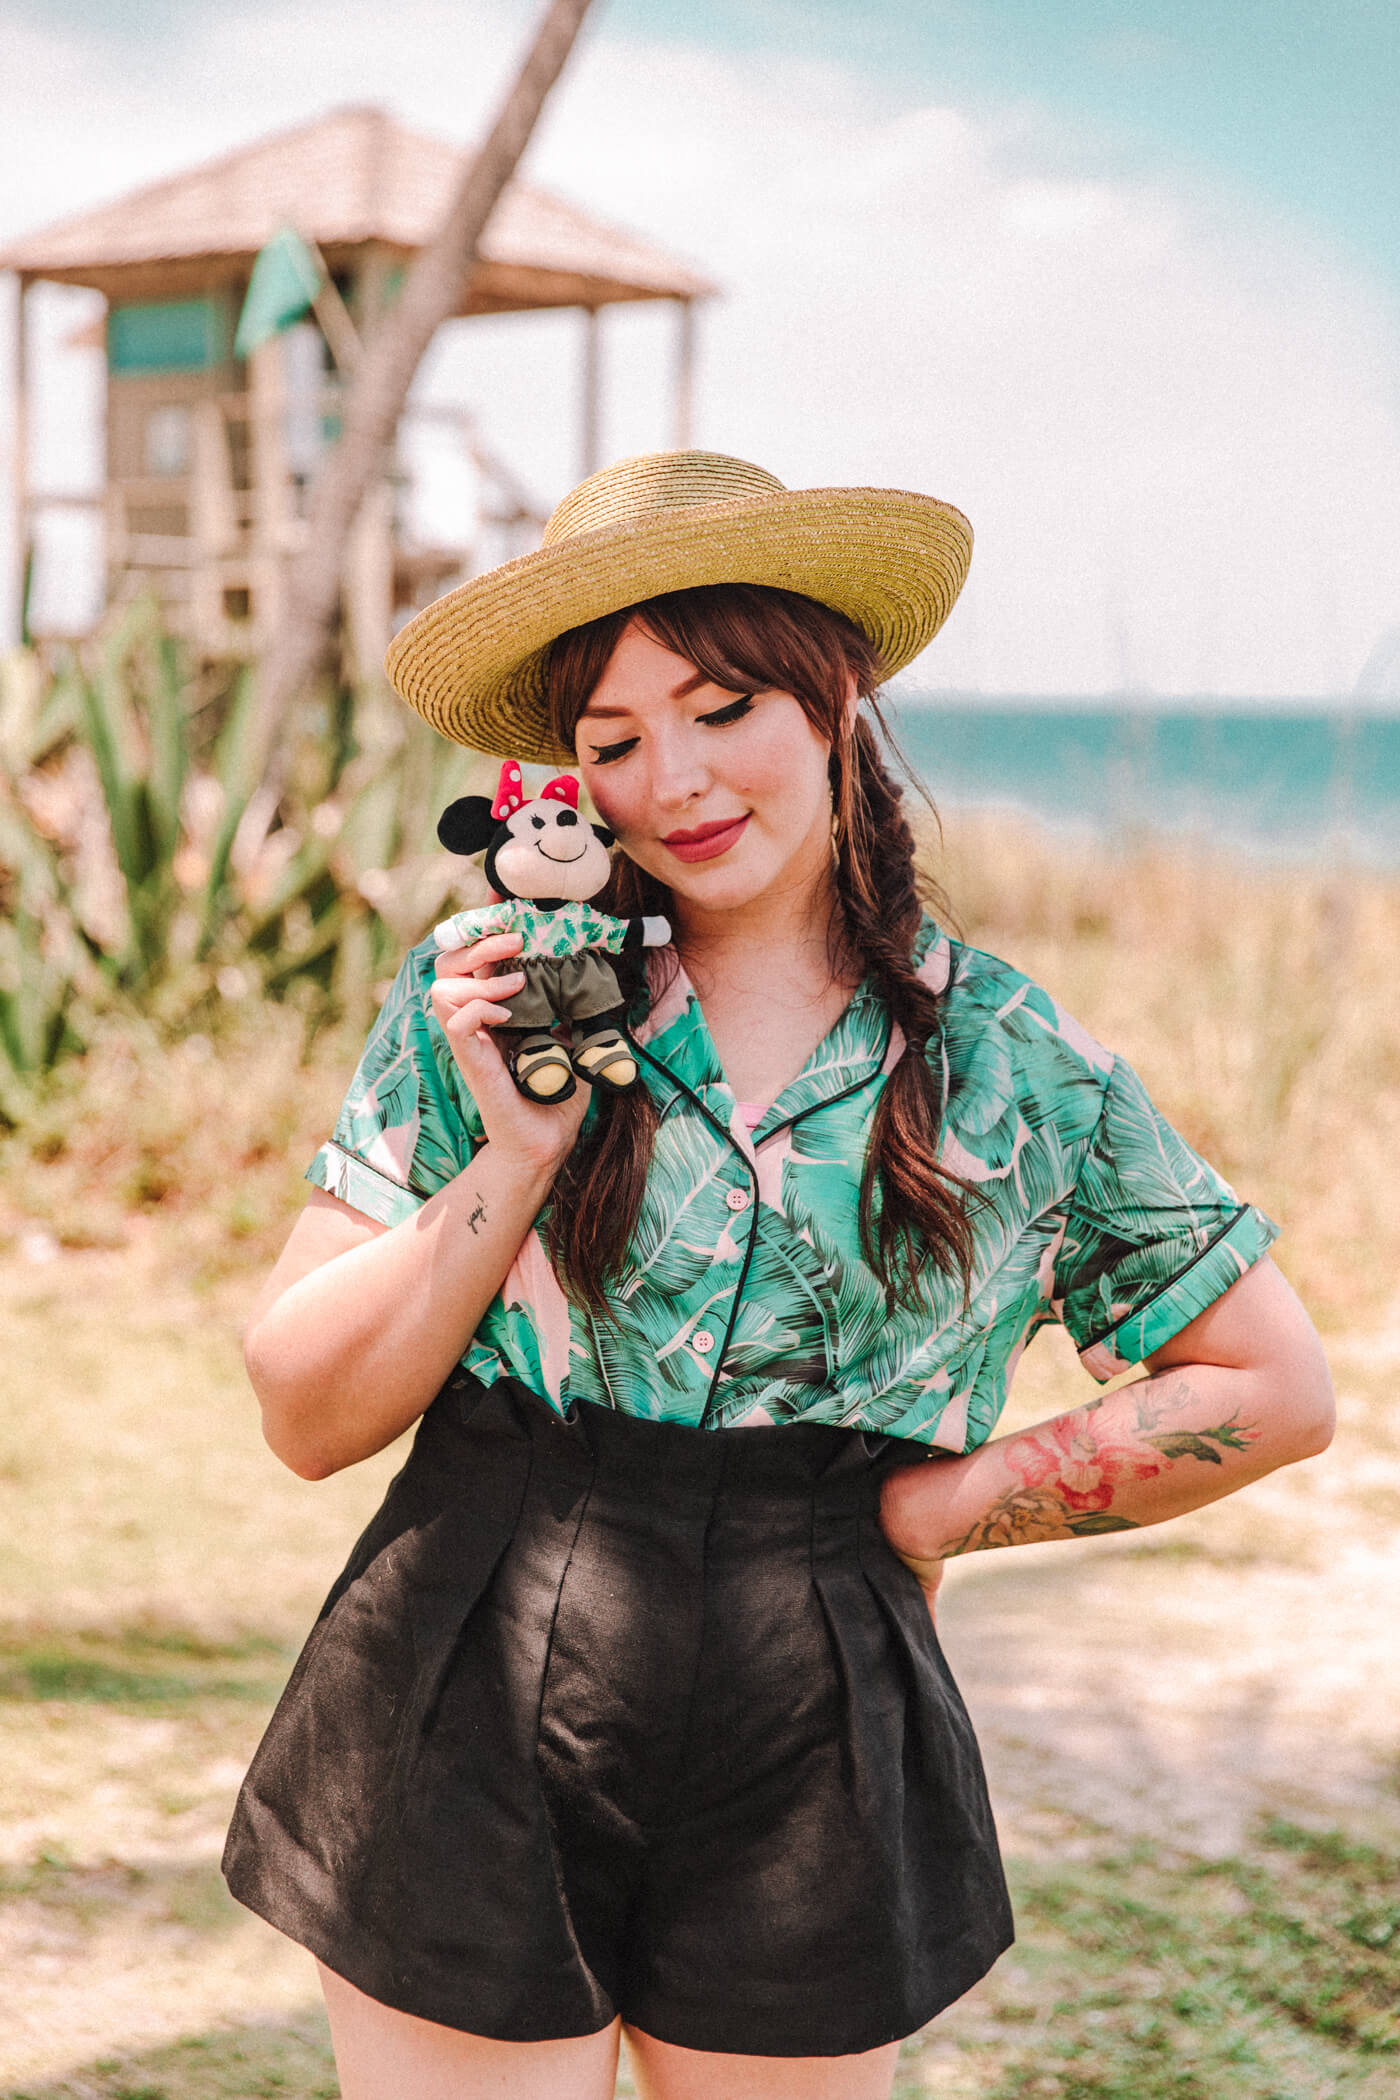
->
[252, 0, 598, 773]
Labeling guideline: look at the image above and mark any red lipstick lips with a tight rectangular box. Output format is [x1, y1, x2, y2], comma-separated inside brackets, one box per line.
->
[659, 815, 750, 863]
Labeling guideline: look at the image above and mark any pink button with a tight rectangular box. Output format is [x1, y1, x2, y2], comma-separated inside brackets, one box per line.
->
[725, 1188, 750, 1212]
[691, 1329, 716, 1355]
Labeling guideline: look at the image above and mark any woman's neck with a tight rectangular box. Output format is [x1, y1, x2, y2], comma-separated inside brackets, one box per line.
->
[671, 867, 846, 995]
[667, 871, 862, 1104]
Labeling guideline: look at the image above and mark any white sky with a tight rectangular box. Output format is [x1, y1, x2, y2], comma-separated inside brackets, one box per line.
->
[2, 0, 1399, 696]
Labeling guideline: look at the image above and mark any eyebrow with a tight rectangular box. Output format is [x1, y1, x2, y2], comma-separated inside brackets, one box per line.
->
[579, 669, 712, 721]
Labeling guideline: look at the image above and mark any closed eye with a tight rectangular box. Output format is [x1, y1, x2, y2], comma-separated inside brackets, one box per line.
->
[697, 693, 754, 727]
[586, 733, 639, 765]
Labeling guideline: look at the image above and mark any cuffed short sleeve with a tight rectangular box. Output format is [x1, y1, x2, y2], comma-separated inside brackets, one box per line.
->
[304, 942, 480, 1228]
[1053, 1056, 1279, 1380]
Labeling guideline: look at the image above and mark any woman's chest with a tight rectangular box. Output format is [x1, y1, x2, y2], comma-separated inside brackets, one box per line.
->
[686, 981, 862, 1106]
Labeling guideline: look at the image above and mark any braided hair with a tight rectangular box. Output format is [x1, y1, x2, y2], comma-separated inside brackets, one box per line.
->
[543, 582, 973, 1312]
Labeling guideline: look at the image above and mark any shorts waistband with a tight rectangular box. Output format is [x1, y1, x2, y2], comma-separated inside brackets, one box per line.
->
[426, 1373, 926, 1508]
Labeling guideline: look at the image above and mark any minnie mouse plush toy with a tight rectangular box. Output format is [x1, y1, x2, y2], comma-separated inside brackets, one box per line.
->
[433, 761, 670, 1104]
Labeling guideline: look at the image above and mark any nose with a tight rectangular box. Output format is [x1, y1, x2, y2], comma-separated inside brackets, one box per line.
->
[645, 723, 712, 810]
[555, 808, 578, 827]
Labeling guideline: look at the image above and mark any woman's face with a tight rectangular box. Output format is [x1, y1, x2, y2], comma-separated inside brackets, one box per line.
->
[574, 620, 839, 925]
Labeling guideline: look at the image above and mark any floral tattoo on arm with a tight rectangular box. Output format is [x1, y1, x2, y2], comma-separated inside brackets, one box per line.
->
[942, 1375, 1259, 1554]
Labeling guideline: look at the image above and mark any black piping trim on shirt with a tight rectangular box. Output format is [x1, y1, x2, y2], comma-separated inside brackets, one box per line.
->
[1078, 1203, 1266, 1356]
[747, 1011, 895, 1147]
[632, 1031, 895, 1428]
[699, 1201, 764, 1431]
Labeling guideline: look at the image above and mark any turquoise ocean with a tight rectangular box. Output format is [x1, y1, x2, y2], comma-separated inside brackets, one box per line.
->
[890, 701, 1400, 868]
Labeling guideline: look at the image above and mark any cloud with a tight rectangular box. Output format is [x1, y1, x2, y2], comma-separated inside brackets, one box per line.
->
[2, 0, 1398, 693]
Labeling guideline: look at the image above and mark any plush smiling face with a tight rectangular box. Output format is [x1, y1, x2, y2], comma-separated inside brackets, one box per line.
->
[491, 795, 613, 902]
[436, 764, 616, 903]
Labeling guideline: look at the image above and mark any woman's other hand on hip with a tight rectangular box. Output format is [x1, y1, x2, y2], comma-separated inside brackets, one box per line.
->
[879, 1466, 950, 1625]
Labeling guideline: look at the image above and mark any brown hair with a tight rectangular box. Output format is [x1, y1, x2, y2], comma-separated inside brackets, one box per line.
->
[542, 582, 974, 1312]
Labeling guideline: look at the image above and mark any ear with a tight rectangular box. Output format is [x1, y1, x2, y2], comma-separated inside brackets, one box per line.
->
[591, 822, 616, 849]
[437, 796, 498, 856]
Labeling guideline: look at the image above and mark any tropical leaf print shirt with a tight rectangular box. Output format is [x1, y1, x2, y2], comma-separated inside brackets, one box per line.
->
[306, 918, 1278, 1450]
[433, 900, 668, 962]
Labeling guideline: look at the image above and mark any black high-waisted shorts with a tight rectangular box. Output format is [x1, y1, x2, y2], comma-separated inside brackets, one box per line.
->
[223, 1376, 1013, 2057]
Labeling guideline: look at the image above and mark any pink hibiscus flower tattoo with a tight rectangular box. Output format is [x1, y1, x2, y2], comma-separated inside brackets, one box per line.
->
[1008, 1409, 1170, 1512]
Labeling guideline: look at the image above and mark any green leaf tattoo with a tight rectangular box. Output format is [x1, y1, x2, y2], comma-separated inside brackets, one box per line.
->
[1147, 1415, 1257, 1465]
[1150, 1431, 1227, 1464]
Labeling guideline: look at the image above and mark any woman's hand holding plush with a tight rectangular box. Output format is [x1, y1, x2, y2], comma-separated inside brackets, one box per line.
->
[430, 929, 588, 1171]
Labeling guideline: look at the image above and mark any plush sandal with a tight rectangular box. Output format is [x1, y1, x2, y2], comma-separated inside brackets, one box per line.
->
[570, 1028, 638, 1093]
[510, 1035, 577, 1103]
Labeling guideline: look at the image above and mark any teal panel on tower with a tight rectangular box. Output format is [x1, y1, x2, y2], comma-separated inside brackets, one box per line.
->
[108, 299, 223, 375]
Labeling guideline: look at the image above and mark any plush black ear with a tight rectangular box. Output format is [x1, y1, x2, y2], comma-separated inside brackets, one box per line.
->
[437, 796, 499, 856]
[591, 822, 616, 849]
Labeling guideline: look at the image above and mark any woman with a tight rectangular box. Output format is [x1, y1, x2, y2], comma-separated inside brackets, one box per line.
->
[224, 452, 1334, 2100]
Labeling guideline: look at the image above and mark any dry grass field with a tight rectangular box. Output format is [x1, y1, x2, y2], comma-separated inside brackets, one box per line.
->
[1, 813, 1397, 2099]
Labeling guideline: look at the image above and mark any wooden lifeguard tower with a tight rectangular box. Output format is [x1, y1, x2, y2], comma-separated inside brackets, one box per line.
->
[1, 105, 714, 671]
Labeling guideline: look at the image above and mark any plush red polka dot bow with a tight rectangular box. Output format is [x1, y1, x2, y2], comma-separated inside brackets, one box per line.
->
[490, 761, 525, 819]
[490, 763, 580, 818]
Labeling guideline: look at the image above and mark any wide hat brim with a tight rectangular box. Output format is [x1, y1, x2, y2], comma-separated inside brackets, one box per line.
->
[386, 478, 973, 765]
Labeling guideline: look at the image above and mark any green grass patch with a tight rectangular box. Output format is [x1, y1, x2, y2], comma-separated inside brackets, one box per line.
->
[0, 1847, 241, 1940]
[0, 1626, 290, 1712]
[920, 1817, 1400, 2098]
[1, 2014, 339, 2100]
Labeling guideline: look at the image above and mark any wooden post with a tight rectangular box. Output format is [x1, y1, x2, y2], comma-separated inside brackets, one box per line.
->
[673, 297, 696, 451]
[343, 244, 394, 666]
[249, 332, 293, 645]
[344, 477, 394, 686]
[190, 398, 239, 651]
[580, 304, 602, 479]
[8, 273, 31, 647]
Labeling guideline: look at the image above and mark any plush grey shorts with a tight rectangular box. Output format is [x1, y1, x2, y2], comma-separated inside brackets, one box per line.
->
[505, 952, 623, 1031]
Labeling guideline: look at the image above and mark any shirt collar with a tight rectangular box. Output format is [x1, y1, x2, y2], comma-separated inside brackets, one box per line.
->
[635, 955, 891, 1145]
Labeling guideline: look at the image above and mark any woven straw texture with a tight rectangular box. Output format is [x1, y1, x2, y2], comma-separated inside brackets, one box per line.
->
[386, 452, 973, 763]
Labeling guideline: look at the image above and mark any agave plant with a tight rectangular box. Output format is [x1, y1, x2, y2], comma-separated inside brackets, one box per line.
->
[0, 649, 97, 1116]
[0, 793, 91, 1120]
[0, 605, 482, 1114]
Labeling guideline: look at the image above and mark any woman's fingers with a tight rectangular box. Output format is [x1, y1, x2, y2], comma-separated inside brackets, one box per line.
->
[430, 970, 523, 1030]
[432, 970, 525, 1006]
[428, 987, 516, 1089]
[433, 935, 526, 1010]
[428, 984, 519, 1073]
[434, 931, 525, 982]
[428, 979, 591, 1166]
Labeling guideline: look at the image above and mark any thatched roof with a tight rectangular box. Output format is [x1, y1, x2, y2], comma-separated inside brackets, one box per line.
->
[0, 104, 715, 312]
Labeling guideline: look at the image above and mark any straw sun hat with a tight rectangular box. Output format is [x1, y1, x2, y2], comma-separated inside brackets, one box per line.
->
[385, 450, 973, 765]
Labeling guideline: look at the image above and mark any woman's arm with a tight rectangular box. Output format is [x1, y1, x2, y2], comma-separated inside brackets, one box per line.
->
[244, 930, 587, 1481]
[879, 1257, 1334, 1600]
